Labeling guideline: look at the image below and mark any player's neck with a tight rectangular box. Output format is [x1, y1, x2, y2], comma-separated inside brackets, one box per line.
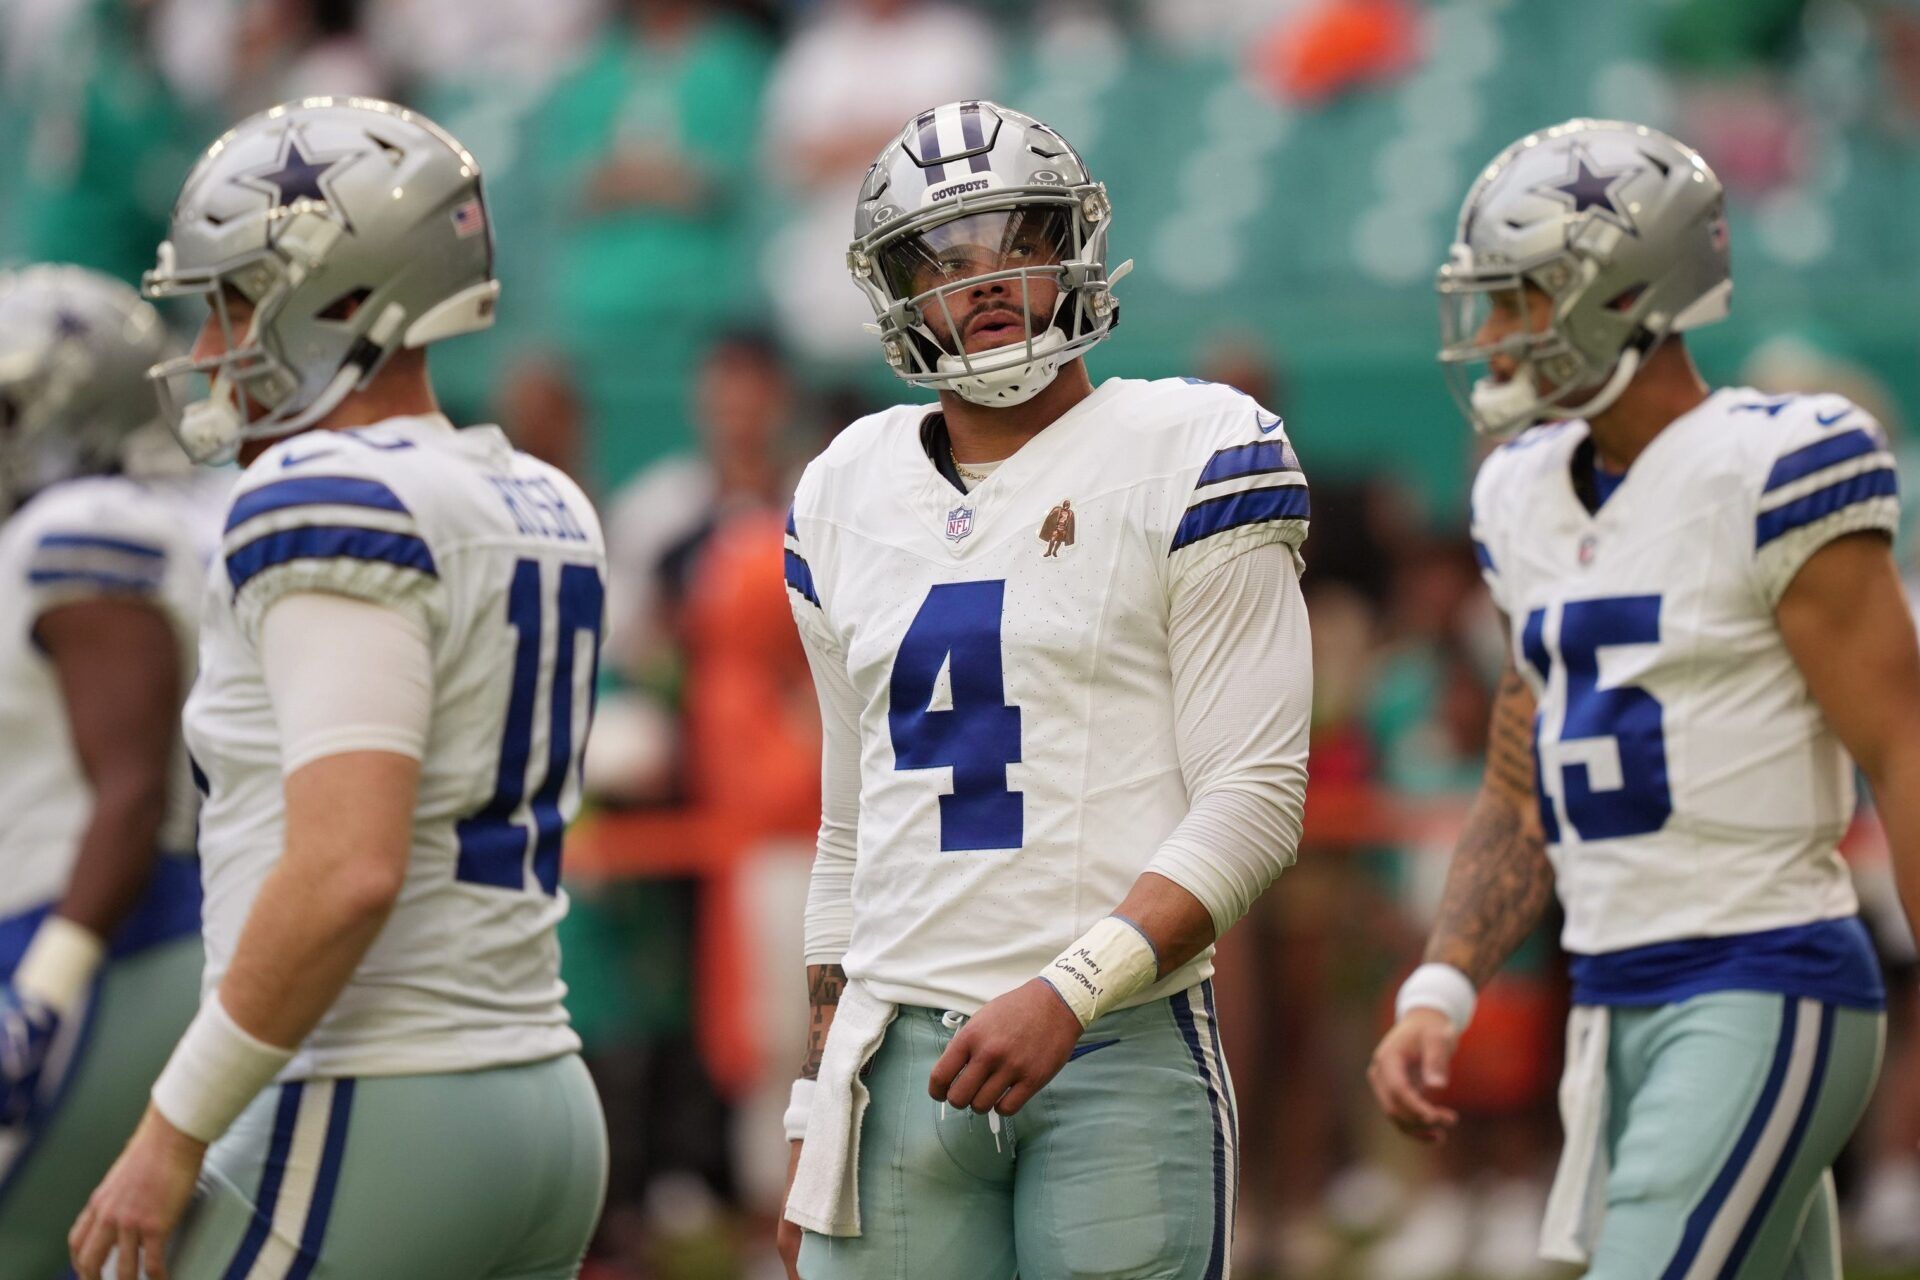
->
[1584, 342, 1711, 472]
[940, 360, 1095, 464]
[313, 351, 442, 434]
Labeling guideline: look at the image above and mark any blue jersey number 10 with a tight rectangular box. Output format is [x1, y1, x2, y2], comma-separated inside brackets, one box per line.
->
[1522, 594, 1672, 842]
[889, 580, 1024, 851]
[457, 558, 605, 894]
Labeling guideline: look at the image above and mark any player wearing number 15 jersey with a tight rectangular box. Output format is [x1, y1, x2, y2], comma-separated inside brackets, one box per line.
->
[70, 99, 608, 1280]
[1370, 120, 1920, 1280]
[778, 102, 1312, 1280]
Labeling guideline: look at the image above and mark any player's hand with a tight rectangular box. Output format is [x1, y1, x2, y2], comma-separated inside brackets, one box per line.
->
[928, 978, 1083, 1117]
[0, 983, 60, 1126]
[777, 1140, 804, 1280]
[1368, 1007, 1461, 1144]
[70, 1105, 207, 1280]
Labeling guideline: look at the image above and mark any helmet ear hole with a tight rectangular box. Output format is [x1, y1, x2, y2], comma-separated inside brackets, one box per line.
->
[317, 286, 372, 322]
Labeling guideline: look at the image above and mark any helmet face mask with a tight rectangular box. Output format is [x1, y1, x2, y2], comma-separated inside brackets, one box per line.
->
[145, 99, 500, 463]
[849, 102, 1128, 408]
[1436, 119, 1731, 438]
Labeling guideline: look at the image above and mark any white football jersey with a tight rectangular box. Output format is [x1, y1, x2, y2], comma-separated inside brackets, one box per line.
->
[184, 415, 606, 1079]
[786, 378, 1308, 1013]
[0, 471, 226, 922]
[1472, 388, 1897, 961]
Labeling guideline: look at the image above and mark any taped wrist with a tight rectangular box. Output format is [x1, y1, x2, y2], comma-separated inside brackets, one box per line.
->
[1395, 962, 1477, 1034]
[784, 1077, 816, 1142]
[1039, 915, 1159, 1029]
[12, 915, 105, 1015]
[151, 994, 296, 1144]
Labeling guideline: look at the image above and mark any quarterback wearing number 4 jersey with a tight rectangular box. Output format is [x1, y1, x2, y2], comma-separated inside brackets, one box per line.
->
[780, 102, 1311, 1280]
[71, 100, 608, 1280]
[1372, 119, 1920, 1280]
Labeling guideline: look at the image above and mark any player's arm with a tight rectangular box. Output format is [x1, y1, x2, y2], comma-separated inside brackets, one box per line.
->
[932, 540, 1313, 1116]
[779, 581, 860, 1276]
[1776, 531, 1920, 946]
[0, 598, 181, 1130]
[72, 593, 429, 1280]
[1367, 651, 1553, 1142]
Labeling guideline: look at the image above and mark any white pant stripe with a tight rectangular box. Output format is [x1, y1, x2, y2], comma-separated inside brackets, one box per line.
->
[1683, 998, 1822, 1280]
[246, 1079, 337, 1280]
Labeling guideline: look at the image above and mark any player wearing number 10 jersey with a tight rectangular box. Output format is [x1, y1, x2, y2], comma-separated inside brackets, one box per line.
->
[70, 100, 609, 1280]
[779, 103, 1312, 1280]
[1370, 120, 1920, 1280]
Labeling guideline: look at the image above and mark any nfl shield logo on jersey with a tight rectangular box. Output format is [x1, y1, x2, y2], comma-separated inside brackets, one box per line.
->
[946, 505, 974, 542]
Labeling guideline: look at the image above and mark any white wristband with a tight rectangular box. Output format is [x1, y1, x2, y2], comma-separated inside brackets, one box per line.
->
[1395, 962, 1477, 1034]
[784, 1077, 816, 1142]
[1040, 915, 1160, 1029]
[12, 915, 106, 1015]
[151, 995, 296, 1144]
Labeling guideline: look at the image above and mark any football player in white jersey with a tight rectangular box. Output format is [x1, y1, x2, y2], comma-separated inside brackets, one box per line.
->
[778, 101, 1312, 1280]
[69, 99, 610, 1280]
[1369, 119, 1920, 1279]
[0, 266, 223, 1278]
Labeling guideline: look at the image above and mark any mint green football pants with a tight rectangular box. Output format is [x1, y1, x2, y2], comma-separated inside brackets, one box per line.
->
[798, 982, 1238, 1280]
[159, 1054, 607, 1280]
[1588, 992, 1883, 1280]
[0, 934, 202, 1280]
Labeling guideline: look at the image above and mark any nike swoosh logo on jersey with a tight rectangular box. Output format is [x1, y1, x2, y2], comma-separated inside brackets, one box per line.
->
[278, 445, 337, 468]
[1256, 412, 1283, 435]
[1068, 1038, 1120, 1061]
[1815, 409, 1853, 427]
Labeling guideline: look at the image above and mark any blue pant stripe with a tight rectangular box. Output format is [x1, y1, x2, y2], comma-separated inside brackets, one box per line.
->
[1720, 1005, 1836, 1277]
[1659, 998, 1799, 1280]
[285, 1079, 355, 1280]
[1172, 990, 1228, 1280]
[1198, 979, 1240, 1208]
[222, 1083, 304, 1280]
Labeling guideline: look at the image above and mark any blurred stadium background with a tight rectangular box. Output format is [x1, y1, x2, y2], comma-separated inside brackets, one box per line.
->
[6, 0, 1920, 1277]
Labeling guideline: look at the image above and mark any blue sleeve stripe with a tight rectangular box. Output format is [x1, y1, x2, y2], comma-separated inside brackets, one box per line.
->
[1196, 441, 1298, 488]
[1473, 539, 1496, 572]
[785, 505, 797, 537]
[1763, 429, 1880, 494]
[227, 525, 438, 593]
[784, 549, 820, 607]
[1170, 483, 1311, 553]
[27, 568, 161, 592]
[1755, 466, 1898, 548]
[36, 532, 167, 559]
[225, 476, 411, 533]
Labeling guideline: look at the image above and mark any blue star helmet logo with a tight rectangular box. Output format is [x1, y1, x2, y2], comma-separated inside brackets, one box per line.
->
[238, 128, 363, 224]
[1535, 146, 1642, 234]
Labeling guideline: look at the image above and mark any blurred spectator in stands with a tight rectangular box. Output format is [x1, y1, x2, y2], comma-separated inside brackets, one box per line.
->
[367, 0, 604, 90]
[1248, 0, 1419, 105]
[1197, 327, 1290, 409]
[509, 0, 771, 490]
[153, 0, 388, 116]
[760, 0, 998, 366]
[1657, 0, 1810, 192]
[3, 0, 202, 284]
[600, 329, 801, 703]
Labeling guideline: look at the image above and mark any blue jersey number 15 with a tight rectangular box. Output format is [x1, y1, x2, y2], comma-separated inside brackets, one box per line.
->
[889, 580, 1024, 851]
[457, 558, 605, 894]
[1522, 594, 1672, 842]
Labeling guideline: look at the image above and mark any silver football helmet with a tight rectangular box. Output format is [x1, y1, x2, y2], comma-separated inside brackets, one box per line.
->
[848, 101, 1132, 407]
[0, 265, 173, 505]
[1437, 119, 1731, 437]
[144, 97, 499, 463]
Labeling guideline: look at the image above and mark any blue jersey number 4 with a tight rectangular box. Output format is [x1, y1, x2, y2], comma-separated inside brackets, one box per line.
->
[457, 558, 604, 894]
[889, 581, 1024, 851]
[1521, 594, 1672, 842]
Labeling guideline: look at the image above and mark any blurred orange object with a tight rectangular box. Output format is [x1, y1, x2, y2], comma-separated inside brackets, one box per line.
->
[1251, 0, 1421, 104]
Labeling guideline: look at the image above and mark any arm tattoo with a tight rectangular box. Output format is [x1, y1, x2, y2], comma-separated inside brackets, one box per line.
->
[1424, 662, 1557, 988]
[800, 963, 846, 1081]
